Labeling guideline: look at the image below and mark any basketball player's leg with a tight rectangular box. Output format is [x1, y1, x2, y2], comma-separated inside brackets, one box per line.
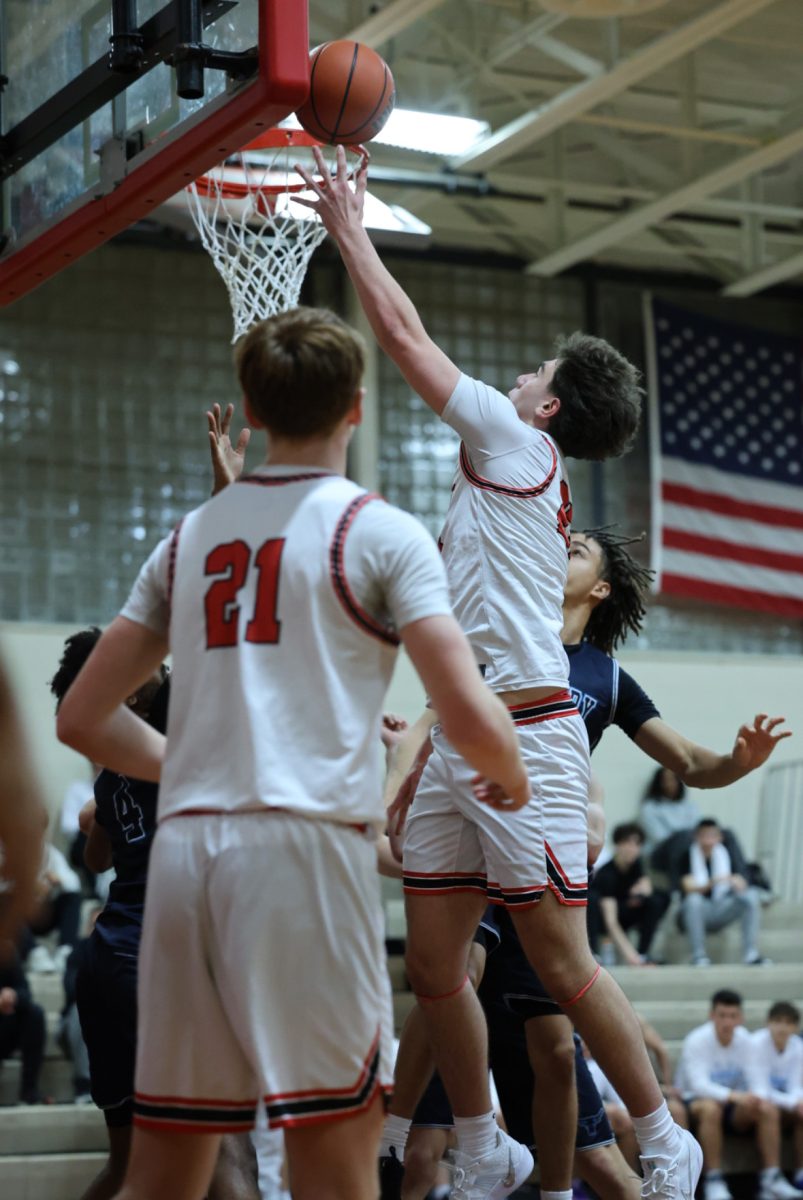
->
[381, 935, 489, 1170]
[402, 750, 494, 1120]
[404, 889, 491, 1115]
[79, 1126, 130, 1200]
[512, 892, 666, 1117]
[284, 1090, 385, 1200]
[402, 1126, 453, 1200]
[576, 1141, 641, 1200]
[524, 1014, 579, 1191]
[111, 1128, 221, 1200]
[208, 1133, 260, 1199]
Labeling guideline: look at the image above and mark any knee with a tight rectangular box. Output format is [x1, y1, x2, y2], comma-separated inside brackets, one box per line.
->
[694, 1099, 723, 1125]
[528, 1028, 576, 1084]
[404, 945, 464, 997]
[683, 893, 703, 911]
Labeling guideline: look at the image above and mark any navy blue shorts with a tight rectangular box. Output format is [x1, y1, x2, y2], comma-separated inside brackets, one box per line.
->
[75, 931, 138, 1127]
[484, 992, 614, 1153]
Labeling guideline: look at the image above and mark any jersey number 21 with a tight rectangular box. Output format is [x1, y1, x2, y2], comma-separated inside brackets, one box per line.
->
[204, 538, 286, 649]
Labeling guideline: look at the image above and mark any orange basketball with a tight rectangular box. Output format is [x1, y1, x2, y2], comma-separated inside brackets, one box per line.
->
[296, 41, 396, 146]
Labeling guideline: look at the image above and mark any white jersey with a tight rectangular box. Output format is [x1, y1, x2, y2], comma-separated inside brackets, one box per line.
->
[439, 373, 571, 692]
[675, 1021, 752, 1101]
[121, 466, 451, 827]
[748, 1028, 803, 1110]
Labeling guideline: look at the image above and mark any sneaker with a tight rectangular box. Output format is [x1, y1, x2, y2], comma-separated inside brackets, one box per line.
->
[705, 1176, 734, 1200]
[640, 1126, 703, 1200]
[744, 954, 773, 967]
[379, 1147, 404, 1200]
[27, 944, 56, 973]
[450, 1128, 534, 1200]
[691, 955, 711, 967]
[758, 1172, 803, 1200]
[74, 1092, 94, 1106]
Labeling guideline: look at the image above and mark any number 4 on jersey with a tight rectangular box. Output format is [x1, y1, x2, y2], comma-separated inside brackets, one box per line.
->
[204, 538, 286, 649]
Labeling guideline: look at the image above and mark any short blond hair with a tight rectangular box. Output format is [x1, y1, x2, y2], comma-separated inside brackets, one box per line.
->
[234, 307, 366, 438]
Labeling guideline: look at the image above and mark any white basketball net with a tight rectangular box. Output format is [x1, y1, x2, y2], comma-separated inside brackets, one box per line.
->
[186, 140, 330, 342]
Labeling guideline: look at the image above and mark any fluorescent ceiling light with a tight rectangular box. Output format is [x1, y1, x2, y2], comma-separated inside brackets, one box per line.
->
[282, 110, 490, 156]
[372, 109, 490, 155]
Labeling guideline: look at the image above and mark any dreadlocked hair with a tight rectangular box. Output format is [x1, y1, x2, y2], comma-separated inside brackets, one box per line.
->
[581, 527, 654, 655]
[49, 627, 102, 711]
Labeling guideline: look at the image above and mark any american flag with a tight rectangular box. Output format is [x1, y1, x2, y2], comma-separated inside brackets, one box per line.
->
[646, 296, 803, 620]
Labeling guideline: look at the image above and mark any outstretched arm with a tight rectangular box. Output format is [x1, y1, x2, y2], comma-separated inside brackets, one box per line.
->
[634, 713, 790, 789]
[296, 147, 460, 414]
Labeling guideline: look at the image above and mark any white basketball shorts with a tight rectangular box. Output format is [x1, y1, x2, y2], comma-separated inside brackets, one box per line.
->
[403, 690, 591, 908]
[133, 810, 394, 1132]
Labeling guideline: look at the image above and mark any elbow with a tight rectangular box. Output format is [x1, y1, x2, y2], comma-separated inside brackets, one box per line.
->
[56, 705, 89, 755]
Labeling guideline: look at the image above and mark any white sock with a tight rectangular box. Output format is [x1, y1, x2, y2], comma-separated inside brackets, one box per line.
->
[542, 1190, 573, 1200]
[379, 1114, 411, 1160]
[453, 1111, 498, 1159]
[631, 1103, 682, 1160]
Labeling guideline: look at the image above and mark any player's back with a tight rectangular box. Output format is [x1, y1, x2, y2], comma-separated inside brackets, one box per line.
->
[156, 467, 418, 826]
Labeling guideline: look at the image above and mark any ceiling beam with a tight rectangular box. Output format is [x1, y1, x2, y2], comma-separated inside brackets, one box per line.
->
[722, 248, 803, 296]
[346, 0, 448, 48]
[451, 0, 779, 171]
[527, 120, 803, 276]
[535, 35, 604, 78]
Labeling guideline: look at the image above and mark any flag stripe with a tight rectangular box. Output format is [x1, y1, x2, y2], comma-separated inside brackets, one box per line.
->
[662, 574, 803, 620]
[648, 298, 803, 618]
[661, 547, 803, 600]
[663, 529, 803, 575]
[663, 456, 803, 515]
[663, 482, 803, 531]
[662, 501, 803, 557]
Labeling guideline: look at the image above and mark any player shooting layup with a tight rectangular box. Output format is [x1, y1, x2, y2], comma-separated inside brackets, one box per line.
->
[57, 307, 528, 1200]
[298, 147, 703, 1200]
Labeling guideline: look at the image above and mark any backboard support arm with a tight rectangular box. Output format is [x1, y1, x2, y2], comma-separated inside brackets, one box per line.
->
[0, 0, 241, 181]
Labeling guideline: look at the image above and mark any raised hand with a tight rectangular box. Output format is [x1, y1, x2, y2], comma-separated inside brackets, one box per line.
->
[294, 145, 369, 237]
[730, 714, 791, 773]
[207, 403, 250, 495]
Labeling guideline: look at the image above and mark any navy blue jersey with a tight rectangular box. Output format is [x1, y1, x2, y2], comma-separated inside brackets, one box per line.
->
[566, 641, 660, 752]
[92, 678, 169, 954]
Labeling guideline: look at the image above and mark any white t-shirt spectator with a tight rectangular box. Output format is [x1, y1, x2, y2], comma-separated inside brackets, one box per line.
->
[675, 1021, 752, 1101]
[748, 1028, 803, 1111]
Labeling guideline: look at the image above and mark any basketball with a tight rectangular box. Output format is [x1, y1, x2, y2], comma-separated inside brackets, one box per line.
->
[295, 41, 396, 146]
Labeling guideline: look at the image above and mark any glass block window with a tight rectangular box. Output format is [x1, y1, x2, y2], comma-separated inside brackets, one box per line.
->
[0, 241, 236, 623]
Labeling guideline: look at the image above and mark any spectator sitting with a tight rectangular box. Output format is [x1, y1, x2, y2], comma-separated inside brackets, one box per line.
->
[676, 989, 802, 1200]
[20, 830, 83, 975]
[588, 822, 670, 966]
[677, 819, 767, 967]
[748, 1002, 803, 1190]
[641, 767, 702, 858]
[0, 944, 48, 1105]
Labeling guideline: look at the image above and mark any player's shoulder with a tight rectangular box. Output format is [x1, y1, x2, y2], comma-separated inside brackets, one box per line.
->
[348, 491, 434, 544]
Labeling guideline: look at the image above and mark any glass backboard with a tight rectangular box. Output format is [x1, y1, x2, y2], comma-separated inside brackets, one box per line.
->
[0, 0, 309, 303]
